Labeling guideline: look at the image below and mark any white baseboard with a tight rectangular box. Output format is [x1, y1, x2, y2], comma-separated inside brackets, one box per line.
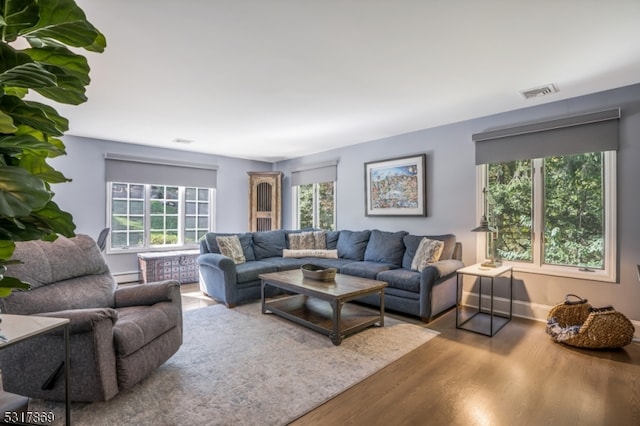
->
[461, 292, 639, 341]
[112, 271, 140, 284]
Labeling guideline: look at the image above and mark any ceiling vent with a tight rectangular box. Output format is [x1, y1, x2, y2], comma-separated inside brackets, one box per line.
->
[171, 138, 195, 144]
[520, 84, 558, 99]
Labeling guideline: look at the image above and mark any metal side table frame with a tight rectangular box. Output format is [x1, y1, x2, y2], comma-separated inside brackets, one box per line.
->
[456, 263, 513, 337]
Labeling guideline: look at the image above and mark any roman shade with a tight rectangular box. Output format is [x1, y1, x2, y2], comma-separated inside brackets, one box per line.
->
[473, 108, 620, 164]
[105, 153, 217, 187]
[291, 160, 338, 186]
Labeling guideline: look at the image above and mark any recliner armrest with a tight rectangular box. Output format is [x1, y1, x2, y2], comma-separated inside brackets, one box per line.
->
[114, 280, 181, 308]
[36, 308, 118, 334]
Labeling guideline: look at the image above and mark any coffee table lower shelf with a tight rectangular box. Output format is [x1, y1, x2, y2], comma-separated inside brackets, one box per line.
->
[263, 294, 383, 345]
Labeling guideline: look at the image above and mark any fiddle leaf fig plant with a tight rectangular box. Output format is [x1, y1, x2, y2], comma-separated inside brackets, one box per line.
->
[0, 0, 106, 297]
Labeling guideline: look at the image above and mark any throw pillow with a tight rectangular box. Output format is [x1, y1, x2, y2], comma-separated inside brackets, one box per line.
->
[216, 235, 246, 264]
[289, 232, 315, 250]
[411, 237, 444, 272]
[289, 231, 327, 250]
[282, 249, 338, 259]
[312, 231, 327, 249]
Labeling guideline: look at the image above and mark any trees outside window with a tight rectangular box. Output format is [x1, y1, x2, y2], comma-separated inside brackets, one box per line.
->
[484, 151, 615, 281]
[295, 182, 335, 230]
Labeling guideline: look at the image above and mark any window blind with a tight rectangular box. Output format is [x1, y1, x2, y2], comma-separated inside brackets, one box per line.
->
[291, 160, 338, 186]
[105, 154, 218, 187]
[473, 108, 620, 164]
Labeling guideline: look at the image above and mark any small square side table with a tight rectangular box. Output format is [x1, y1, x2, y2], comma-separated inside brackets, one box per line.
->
[456, 263, 513, 337]
[0, 314, 71, 425]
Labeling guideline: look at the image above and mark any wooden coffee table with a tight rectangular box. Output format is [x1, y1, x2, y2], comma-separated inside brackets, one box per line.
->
[260, 269, 387, 345]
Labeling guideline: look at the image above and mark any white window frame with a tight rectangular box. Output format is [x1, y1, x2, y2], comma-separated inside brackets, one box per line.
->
[291, 181, 337, 230]
[476, 151, 616, 282]
[106, 182, 215, 253]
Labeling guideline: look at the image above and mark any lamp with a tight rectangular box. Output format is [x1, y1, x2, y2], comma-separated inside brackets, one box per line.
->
[472, 188, 501, 268]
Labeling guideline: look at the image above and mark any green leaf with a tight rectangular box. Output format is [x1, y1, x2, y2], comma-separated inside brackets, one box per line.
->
[22, 0, 107, 53]
[0, 240, 15, 259]
[19, 153, 70, 183]
[33, 64, 86, 104]
[0, 166, 51, 216]
[0, 0, 40, 42]
[0, 276, 30, 290]
[0, 110, 18, 132]
[0, 42, 34, 73]
[24, 46, 90, 86]
[28, 200, 76, 237]
[0, 134, 65, 157]
[0, 217, 46, 241]
[0, 62, 57, 88]
[0, 95, 62, 135]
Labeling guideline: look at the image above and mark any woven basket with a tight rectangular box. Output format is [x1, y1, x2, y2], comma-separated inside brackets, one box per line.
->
[546, 294, 635, 349]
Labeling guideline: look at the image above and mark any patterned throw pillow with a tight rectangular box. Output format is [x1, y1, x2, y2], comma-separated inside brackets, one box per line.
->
[289, 231, 326, 250]
[411, 237, 444, 272]
[216, 235, 246, 264]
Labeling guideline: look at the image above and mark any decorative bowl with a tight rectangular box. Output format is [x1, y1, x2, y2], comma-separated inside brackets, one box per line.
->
[301, 264, 337, 281]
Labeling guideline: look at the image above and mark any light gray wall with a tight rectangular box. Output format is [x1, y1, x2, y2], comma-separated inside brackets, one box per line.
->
[47, 84, 640, 322]
[50, 136, 271, 275]
[276, 83, 640, 322]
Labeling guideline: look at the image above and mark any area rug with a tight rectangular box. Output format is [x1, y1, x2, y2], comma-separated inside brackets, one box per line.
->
[31, 302, 439, 425]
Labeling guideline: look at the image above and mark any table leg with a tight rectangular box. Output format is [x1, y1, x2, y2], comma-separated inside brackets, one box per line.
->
[64, 324, 70, 426]
[378, 289, 385, 327]
[330, 299, 344, 346]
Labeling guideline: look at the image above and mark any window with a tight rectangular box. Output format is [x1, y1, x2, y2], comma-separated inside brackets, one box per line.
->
[294, 181, 336, 230]
[109, 182, 214, 251]
[291, 161, 338, 231]
[473, 109, 619, 282]
[480, 151, 615, 281]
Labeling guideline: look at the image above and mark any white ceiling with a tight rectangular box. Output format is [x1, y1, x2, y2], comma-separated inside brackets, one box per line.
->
[57, 0, 640, 162]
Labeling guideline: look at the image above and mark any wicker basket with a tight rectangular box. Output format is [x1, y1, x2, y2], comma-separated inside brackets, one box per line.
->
[546, 294, 635, 349]
[301, 264, 337, 281]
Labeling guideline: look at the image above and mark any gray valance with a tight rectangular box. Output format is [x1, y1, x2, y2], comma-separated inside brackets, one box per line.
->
[105, 154, 217, 187]
[473, 108, 620, 164]
[291, 160, 338, 186]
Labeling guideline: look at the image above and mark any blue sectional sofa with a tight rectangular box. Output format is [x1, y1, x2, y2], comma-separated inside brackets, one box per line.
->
[198, 229, 463, 322]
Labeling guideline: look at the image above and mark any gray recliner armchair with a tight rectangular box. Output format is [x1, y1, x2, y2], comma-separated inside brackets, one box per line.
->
[0, 234, 183, 402]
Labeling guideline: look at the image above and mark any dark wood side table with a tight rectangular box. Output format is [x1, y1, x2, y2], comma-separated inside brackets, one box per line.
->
[0, 314, 71, 425]
[456, 263, 513, 337]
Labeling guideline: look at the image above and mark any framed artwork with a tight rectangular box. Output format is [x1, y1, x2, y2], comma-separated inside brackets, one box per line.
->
[364, 154, 426, 216]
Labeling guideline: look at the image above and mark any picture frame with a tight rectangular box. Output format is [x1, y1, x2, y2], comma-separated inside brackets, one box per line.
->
[364, 154, 426, 216]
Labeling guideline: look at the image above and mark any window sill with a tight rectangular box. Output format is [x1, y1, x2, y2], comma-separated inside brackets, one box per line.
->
[512, 264, 616, 283]
[107, 245, 200, 255]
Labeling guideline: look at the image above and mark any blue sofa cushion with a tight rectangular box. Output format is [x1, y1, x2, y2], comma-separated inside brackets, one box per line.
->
[402, 234, 456, 269]
[364, 230, 408, 266]
[261, 256, 309, 271]
[337, 230, 371, 260]
[253, 230, 287, 260]
[300, 257, 356, 271]
[377, 269, 422, 293]
[325, 231, 340, 249]
[235, 261, 278, 283]
[205, 232, 256, 261]
[340, 261, 395, 280]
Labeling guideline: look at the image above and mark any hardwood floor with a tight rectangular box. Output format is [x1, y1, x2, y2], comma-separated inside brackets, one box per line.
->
[290, 310, 640, 426]
[178, 285, 640, 425]
[180, 282, 217, 311]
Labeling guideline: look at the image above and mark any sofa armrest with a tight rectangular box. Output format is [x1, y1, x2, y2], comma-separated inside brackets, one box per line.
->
[197, 252, 236, 271]
[431, 259, 465, 278]
[197, 253, 238, 306]
[35, 308, 118, 334]
[114, 280, 181, 308]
